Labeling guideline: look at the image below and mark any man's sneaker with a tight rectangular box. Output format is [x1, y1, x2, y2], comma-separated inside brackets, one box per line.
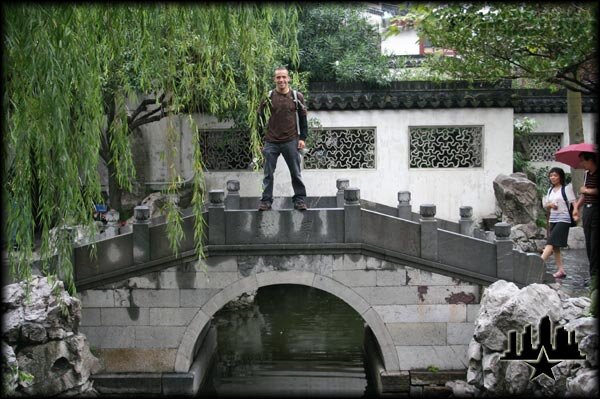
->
[294, 202, 308, 211]
[258, 201, 272, 211]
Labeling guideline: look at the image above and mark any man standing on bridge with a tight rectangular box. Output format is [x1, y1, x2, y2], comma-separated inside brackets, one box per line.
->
[257, 66, 309, 211]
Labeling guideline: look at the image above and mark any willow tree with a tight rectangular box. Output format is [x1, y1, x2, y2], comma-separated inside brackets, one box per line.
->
[3, 4, 299, 292]
[387, 3, 597, 189]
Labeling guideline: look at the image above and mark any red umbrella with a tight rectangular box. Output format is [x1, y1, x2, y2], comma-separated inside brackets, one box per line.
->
[554, 142, 597, 169]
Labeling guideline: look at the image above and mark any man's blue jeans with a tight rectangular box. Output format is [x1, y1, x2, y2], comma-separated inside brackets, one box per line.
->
[261, 139, 306, 204]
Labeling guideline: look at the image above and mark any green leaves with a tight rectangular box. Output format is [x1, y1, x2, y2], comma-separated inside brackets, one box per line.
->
[4, 5, 105, 287]
[513, 117, 537, 174]
[297, 3, 390, 85]
[395, 3, 597, 94]
[4, 4, 299, 292]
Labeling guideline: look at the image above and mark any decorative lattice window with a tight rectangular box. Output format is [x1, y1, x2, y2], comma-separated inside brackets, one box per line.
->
[198, 130, 252, 170]
[304, 127, 376, 169]
[198, 127, 376, 171]
[528, 133, 562, 162]
[409, 126, 483, 168]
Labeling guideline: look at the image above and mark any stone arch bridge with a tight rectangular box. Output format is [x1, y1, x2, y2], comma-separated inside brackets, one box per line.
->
[73, 180, 546, 396]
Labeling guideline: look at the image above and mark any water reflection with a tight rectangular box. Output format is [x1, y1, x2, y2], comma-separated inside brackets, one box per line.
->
[201, 284, 375, 397]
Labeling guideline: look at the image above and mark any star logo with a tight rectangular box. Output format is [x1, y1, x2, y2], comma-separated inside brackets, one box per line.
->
[525, 346, 561, 380]
[500, 316, 586, 381]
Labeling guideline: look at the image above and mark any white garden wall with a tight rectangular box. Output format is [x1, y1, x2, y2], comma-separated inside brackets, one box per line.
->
[101, 107, 595, 224]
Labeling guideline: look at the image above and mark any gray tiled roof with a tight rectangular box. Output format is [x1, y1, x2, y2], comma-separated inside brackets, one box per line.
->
[306, 81, 597, 113]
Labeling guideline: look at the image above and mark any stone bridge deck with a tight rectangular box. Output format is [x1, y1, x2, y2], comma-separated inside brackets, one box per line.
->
[72, 182, 546, 396]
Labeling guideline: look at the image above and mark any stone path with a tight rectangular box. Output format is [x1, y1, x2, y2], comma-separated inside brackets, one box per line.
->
[543, 248, 592, 298]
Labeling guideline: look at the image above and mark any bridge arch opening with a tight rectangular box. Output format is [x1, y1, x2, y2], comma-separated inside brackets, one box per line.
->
[174, 272, 399, 390]
[203, 283, 377, 397]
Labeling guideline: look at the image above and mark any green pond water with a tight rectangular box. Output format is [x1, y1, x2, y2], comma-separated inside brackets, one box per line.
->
[200, 284, 377, 397]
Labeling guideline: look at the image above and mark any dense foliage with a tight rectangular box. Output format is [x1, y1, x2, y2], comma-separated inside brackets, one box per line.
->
[3, 4, 299, 292]
[389, 3, 597, 94]
[388, 3, 596, 194]
[298, 3, 391, 85]
[513, 117, 537, 175]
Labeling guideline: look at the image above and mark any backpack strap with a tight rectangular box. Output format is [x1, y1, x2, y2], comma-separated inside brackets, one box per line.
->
[293, 90, 300, 136]
[560, 185, 568, 203]
[561, 185, 576, 225]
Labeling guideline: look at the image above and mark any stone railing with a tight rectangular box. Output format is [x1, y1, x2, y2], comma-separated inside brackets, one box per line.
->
[73, 179, 546, 290]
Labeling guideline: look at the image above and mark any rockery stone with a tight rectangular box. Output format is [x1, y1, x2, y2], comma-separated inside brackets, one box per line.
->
[448, 279, 597, 397]
[1, 276, 102, 396]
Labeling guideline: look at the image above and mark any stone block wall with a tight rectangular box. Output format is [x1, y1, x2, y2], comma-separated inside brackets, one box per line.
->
[368, 266, 480, 371]
[78, 253, 481, 375]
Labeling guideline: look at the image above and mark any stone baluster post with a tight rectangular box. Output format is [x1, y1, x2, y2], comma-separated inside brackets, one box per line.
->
[208, 190, 225, 245]
[104, 210, 121, 238]
[397, 191, 412, 220]
[225, 180, 240, 210]
[133, 205, 151, 264]
[336, 178, 349, 208]
[494, 222, 514, 281]
[419, 204, 438, 261]
[459, 206, 474, 236]
[344, 187, 361, 243]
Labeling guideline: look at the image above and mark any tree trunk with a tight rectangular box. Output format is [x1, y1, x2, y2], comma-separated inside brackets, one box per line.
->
[567, 84, 585, 197]
[101, 91, 123, 215]
[106, 160, 123, 214]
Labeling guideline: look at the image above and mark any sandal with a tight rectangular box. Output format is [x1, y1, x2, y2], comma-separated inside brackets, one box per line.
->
[553, 271, 567, 278]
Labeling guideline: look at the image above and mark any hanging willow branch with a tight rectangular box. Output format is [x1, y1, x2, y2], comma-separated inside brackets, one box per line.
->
[4, 3, 300, 293]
